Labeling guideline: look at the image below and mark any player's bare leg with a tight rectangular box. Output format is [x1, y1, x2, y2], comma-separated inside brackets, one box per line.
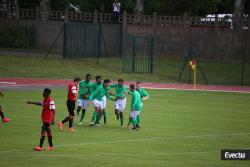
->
[127, 116, 132, 128]
[76, 106, 81, 121]
[115, 109, 119, 120]
[119, 111, 124, 127]
[103, 109, 107, 124]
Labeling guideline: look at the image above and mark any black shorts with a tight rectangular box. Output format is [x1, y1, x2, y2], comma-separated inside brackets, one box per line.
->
[67, 100, 75, 116]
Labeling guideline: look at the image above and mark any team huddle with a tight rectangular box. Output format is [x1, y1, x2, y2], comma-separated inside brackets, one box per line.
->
[1, 74, 149, 151]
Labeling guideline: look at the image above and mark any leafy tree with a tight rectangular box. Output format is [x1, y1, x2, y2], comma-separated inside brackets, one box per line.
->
[19, 0, 40, 8]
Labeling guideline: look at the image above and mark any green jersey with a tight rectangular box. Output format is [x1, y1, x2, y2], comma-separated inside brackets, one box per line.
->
[136, 88, 149, 98]
[91, 82, 103, 93]
[110, 84, 127, 98]
[89, 85, 112, 101]
[128, 91, 142, 111]
[78, 80, 93, 100]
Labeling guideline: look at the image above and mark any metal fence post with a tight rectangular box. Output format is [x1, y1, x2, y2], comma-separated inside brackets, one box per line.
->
[132, 36, 136, 72]
[35, 6, 39, 20]
[65, 9, 68, 22]
[122, 11, 127, 57]
[150, 36, 154, 74]
[97, 24, 101, 64]
[94, 10, 98, 24]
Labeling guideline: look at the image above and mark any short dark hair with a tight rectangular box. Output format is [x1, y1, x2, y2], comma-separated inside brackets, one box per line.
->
[95, 75, 101, 80]
[130, 84, 135, 89]
[74, 77, 81, 82]
[136, 81, 141, 84]
[118, 79, 124, 83]
[44, 88, 51, 95]
[103, 79, 111, 83]
[86, 74, 91, 78]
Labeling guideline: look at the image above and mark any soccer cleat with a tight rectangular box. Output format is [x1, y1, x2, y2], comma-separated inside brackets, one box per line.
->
[34, 146, 43, 151]
[2, 117, 11, 123]
[67, 128, 76, 132]
[131, 127, 138, 131]
[46, 146, 55, 151]
[58, 122, 63, 131]
[96, 123, 101, 127]
[90, 122, 94, 127]
[78, 121, 83, 126]
[136, 124, 141, 129]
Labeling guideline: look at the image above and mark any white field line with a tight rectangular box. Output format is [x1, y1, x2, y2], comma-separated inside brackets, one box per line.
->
[143, 86, 250, 94]
[0, 132, 249, 154]
[11, 151, 220, 158]
[0, 81, 16, 85]
[1, 81, 250, 94]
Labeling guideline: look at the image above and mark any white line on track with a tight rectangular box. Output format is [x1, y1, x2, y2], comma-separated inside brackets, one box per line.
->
[0, 132, 249, 154]
[1, 83, 250, 94]
[143, 86, 250, 94]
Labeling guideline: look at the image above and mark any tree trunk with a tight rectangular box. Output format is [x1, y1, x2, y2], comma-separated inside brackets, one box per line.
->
[135, 0, 144, 14]
[234, 0, 245, 29]
[40, 0, 51, 20]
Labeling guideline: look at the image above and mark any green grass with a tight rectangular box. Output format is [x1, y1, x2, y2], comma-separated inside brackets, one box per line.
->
[0, 89, 250, 167]
[0, 55, 250, 85]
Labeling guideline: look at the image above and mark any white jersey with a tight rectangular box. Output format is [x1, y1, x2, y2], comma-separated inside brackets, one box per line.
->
[113, 2, 121, 12]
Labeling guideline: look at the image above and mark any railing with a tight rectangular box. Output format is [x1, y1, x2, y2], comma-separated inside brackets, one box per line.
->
[19, 8, 36, 19]
[0, 8, 248, 28]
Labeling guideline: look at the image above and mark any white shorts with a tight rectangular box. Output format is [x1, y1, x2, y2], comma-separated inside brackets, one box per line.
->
[129, 111, 140, 118]
[102, 96, 107, 109]
[93, 99, 105, 110]
[77, 99, 89, 109]
[115, 98, 126, 112]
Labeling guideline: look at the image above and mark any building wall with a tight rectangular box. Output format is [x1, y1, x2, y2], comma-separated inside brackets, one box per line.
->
[0, 19, 249, 60]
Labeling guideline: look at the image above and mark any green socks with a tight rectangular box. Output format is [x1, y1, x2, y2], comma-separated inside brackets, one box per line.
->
[136, 115, 140, 125]
[91, 111, 98, 123]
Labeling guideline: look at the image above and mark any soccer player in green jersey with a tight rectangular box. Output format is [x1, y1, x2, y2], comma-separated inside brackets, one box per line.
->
[91, 76, 109, 124]
[136, 81, 149, 101]
[110, 79, 127, 127]
[89, 79, 114, 127]
[76, 74, 93, 125]
[135, 81, 149, 126]
[127, 84, 142, 130]
[90, 76, 103, 125]
[91, 76, 103, 91]
[127, 81, 149, 128]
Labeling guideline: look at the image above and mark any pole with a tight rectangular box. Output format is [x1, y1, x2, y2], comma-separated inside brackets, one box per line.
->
[45, 25, 64, 59]
[178, 49, 191, 81]
[193, 68, 197, 90]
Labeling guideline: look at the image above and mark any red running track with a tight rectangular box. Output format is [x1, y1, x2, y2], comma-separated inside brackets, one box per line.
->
[1, 77, 250, 93]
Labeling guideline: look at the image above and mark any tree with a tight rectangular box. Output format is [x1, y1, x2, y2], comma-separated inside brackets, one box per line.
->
[19, 0, 40, 8]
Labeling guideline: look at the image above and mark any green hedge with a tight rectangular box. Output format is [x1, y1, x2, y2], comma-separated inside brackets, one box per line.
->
[0, 25, 35, 48]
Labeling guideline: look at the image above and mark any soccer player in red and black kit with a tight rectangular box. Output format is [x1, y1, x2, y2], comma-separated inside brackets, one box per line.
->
[27, 88, 56, 151]
[58, 77, 81, 132]
[0, 91, 11, 123]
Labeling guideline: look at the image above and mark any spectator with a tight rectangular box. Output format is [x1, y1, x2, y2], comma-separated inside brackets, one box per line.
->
[113, 0, 121, 21]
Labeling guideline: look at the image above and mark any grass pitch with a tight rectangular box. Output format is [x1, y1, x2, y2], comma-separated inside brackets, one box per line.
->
[0, 55, 250, 85]
[0, 88, 250, 167]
